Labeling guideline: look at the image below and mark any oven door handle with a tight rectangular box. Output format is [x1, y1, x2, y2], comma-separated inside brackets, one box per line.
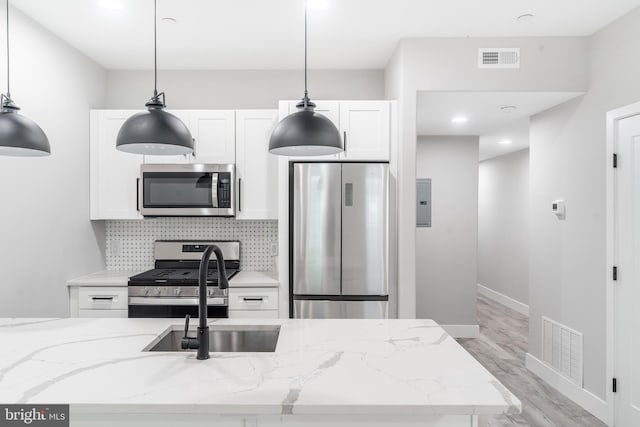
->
[128, 297, 227, 306]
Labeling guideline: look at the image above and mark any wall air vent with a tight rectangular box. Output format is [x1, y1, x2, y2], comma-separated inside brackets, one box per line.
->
[542, 316, 583, 386]
[478, 48, 520, 68]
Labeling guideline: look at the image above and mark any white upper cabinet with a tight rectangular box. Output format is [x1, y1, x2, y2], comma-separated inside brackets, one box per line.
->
[90, 110, 143, 220]
[190, 110, 236, 164]
[235, 110, 279, 220]
[91, 103, 394, 220]
[290, 100, 340, 128]
[278, 100, 392, 161]
[141, 110, 235, 164]
[283, 100, 341, 161]
[142, 109, 193, 164]
[339, 101, 390, 161]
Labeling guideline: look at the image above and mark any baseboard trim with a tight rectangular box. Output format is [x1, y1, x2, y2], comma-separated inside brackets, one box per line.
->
[525, 353, 611, 425]
[441, 324, 480, 338]
[477, 283, 529, 317]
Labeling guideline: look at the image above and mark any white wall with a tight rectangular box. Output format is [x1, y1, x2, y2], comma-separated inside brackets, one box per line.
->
[384, 36, 589, 319]
[0, 9, 106, 317]
[416, 136, 479, 326]
[529, 6, 640, 401]
[478, 148, 529, 305]
[106, 69, 384, 109]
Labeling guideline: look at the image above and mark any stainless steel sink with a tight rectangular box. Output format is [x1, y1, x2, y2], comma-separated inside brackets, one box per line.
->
[143, 324, 281, 353]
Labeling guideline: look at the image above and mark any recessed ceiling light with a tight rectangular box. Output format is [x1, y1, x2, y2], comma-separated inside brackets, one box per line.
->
[499, 105, 517, 114]
[517, 14, 535, 22]
[99, 0, 124, 11]
[161, 17, 177, 24]
[451, 116, 469, 124]
[499, 139, 513, 145]
[307, 0, 329, 10]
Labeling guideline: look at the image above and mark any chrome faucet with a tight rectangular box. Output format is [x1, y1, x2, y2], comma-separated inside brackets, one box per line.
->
[181, 245, 229, 360]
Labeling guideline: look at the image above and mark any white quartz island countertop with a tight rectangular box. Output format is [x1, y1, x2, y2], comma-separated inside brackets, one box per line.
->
[0, 318, 520, 425]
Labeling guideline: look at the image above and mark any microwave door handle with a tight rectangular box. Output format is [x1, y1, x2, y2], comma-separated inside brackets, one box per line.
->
[211, 173, 218, 208]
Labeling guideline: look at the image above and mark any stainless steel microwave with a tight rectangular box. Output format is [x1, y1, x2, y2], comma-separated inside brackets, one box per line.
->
[139, 164, 235, 217]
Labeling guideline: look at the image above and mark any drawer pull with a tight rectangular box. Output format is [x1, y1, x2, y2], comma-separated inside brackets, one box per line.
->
[91, 296, 115, 301]
[242, 297, 264, 302]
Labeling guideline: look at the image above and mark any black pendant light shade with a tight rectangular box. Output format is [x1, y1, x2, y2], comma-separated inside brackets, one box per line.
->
[116, 0, 193, 156]
[268, 1, 343, 156]
[0, 1, 50, 157]
[116, 98, 193, 155]
[269, 101, 342, 156]
[0, 98, 50, 156]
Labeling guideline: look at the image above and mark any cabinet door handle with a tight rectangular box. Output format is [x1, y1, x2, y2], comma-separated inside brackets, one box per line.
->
[343, 131, 347, 153]
[238, 178, 242, 212]
[91, 296, 115, 301]
[242, 297, 263, 302]
[136, 178, 140, 212]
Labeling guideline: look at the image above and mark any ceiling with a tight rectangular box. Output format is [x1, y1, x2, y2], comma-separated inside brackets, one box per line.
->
[13, 0, 640, 70]
[479, 119, 530, 161]
[416, 91, 584, 159]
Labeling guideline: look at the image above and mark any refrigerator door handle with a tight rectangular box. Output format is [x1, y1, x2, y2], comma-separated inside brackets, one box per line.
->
[344, 183, 353, 207]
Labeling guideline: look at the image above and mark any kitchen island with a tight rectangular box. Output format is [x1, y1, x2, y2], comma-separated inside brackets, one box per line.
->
[0, 318, 520, 427]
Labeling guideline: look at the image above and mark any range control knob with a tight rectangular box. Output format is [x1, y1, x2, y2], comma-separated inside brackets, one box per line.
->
[143, 287, 149, 296]
[208, 288, 215, 297]
[153, 288, 161, 296]
[174, 288, 181, 296]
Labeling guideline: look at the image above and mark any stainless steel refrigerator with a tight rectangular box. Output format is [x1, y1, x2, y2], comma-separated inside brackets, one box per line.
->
[290, 162, 390, 319]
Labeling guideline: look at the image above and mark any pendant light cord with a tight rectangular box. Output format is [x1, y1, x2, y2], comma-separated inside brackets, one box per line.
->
[5, 0, 10, 99]
[303, 0, 308, 107]
[153, 0, 157, 98]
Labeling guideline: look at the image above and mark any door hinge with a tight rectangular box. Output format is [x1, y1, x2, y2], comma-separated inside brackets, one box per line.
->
[613, 153, 618, 168]
[613, 266, 618, 281]
[613, 378, 617, 393]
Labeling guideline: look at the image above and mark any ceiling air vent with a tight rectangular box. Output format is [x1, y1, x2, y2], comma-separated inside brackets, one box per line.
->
[478, 48, 520, 69]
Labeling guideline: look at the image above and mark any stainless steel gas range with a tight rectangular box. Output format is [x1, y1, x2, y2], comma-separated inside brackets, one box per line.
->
[127, 240, 239, 318]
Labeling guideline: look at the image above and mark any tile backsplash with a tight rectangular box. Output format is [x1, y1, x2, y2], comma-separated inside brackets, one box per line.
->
[105, 218, 278, 271]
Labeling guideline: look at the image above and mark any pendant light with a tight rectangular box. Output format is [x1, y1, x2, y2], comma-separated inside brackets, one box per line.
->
[269, 0, 342, 156]
[116, 0, 193, 155]
[0, 0, 50, 157]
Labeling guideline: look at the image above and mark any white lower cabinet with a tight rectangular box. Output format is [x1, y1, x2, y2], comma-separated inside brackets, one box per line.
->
[228, 287, 279, 319]
[70, 286, 128, 318]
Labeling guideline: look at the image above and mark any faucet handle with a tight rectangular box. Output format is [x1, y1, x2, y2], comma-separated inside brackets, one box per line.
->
[181, 314, 199, 350]
[184, 314, 191, 337]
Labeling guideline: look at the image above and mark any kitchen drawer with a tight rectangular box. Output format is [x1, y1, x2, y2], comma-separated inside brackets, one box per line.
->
[228, 310, 278, 319]
[78, 309, 128, 318]
[78, 287, 128, 310]
[228, 288, 278, 311]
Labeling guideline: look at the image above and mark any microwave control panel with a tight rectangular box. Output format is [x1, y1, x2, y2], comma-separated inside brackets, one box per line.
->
[217, 173, 232, 208]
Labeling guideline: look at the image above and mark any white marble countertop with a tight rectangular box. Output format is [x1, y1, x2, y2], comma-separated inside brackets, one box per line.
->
[229, 271, 279, 287]
[66, 270, 279, 288]
[0, 318, 519, 416]
[65, 270, 141, 287]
